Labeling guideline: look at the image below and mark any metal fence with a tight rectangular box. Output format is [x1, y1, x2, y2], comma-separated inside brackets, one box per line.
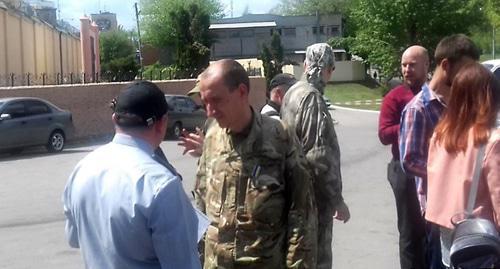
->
[0, 67, 263, 87]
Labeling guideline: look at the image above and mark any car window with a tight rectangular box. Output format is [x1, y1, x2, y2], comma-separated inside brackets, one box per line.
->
[2, 102, 27, 118]
[494, 68, 500, 81]
[26, 100, 51, 115]
[183, 97, 197, 110]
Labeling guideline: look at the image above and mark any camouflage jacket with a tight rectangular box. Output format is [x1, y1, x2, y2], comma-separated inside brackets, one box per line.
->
[194, 110, 317, 269]
[281, 81, 344, 213]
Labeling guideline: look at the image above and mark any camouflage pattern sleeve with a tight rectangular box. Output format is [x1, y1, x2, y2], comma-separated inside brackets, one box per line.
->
[283, 126, 318, 268]
[299, 92, 344, 211]
[194, 146, 207, 214]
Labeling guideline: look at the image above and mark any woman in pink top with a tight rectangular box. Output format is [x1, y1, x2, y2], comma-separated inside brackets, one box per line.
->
[426, 62, 500, 267]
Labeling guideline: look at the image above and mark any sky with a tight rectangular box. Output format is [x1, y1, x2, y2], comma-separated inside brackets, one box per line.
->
[57, 0, 281, 30]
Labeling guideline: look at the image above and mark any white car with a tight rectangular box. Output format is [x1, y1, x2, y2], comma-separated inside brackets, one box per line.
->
[482, 59, 500, 80]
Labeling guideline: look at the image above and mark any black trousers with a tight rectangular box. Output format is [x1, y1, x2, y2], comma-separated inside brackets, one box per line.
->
[388, 159, 427, 269]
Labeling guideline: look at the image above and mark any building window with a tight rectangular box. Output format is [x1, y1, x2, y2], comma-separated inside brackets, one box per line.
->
[229, 31, 240, 38]
[312, 26, 317, 34]
[282, 27, 296, 37]
[319, 26, 325, 34]
[240, 29, 254, 38]
[330, 26, 339, 36]
[270, 29, 281, 36]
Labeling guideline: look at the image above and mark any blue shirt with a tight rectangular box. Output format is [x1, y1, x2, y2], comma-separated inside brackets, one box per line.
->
[63, 134, 201, 269]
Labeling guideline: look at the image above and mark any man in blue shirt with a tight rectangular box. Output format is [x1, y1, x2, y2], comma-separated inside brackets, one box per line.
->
[63, 81, 202, 269]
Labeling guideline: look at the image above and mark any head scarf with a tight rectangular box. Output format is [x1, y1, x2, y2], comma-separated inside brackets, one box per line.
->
[304, 43, 335, 92]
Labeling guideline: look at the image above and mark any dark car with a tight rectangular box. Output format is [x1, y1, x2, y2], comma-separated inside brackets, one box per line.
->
[0, 97, 74, 153]
[165, 94, 207, 138]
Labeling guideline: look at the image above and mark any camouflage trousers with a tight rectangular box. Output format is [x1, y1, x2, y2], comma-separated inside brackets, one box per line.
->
[317, 212, 333, 269]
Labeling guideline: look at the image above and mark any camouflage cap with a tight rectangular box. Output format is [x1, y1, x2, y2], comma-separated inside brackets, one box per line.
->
[187, 83, 200, 96]
[305, 43, 335, 91]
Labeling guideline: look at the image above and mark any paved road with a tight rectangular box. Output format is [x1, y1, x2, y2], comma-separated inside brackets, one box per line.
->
[0, 107, 398, 269]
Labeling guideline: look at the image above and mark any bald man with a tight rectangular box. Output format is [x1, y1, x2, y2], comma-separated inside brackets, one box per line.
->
[378, 45, 429, 269]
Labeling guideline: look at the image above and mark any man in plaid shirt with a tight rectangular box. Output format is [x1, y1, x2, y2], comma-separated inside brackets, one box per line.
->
[399, 34, 480, 268]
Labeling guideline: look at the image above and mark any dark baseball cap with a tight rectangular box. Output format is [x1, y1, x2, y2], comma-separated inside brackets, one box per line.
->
[269, 73, 297, 89]
[112, 81, 168, 127]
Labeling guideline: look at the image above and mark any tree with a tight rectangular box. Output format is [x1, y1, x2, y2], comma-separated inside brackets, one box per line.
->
[485, 0, 500, 28]
[141, 0, 222, 49]
[100, 30, 139, 81]
[141, 0, 222, 78]
[260, 31, 285, 87]
[270, 0, 348, 16]
[343, 0, 486, 79]
[169, 4, 213, 77]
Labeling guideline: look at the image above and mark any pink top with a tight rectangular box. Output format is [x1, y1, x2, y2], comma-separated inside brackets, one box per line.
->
[426, 128, 500, 230]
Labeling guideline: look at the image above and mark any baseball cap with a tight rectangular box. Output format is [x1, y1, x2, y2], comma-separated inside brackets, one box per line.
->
[112, 81, 168, 127]
[269, 73, 297, 90]
[267, 73, 297, 97]
[187, 83, 200, 96]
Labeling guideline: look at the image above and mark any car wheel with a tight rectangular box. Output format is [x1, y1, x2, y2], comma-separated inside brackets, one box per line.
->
[173, 122, 182, 139]
[46, 130, 65, 152]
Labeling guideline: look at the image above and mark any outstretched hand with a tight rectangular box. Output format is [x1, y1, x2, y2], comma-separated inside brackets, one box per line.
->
[177, 127, 205, 157]
[333, 200, 350, 223]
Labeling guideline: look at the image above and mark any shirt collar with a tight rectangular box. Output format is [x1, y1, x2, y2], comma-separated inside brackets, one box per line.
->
[422, 83, 446, 107]
[266, 100, 281, 112]
[112, 133, 155, 155]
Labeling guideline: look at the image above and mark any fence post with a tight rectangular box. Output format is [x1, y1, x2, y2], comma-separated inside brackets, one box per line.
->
[42, 73, 46, 85]
[27, 73, 30, 86]
[10, 73, 14, 87]
[159, 69, 162, 81]
[70, 73, 73, 84]
[83, 72, 86, 84]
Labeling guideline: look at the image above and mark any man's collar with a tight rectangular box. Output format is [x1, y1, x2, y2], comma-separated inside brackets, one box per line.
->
[266, 100, 280, 112]
[112, 133, 155, 155]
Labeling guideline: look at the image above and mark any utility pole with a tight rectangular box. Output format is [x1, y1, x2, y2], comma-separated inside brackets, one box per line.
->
[134, 2, 144, 78]
[493, 26, 496, 59]
[230, 0, 233, 18]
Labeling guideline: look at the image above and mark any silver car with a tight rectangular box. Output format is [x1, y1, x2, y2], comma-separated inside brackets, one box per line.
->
[165, 94, 207, 138]
[0, 97, 74, 153]
[482, 59, 500, 80]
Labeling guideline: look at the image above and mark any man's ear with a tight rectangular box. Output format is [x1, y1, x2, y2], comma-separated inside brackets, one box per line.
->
[440, 58, 450, 74]
[238, 83, 249, 97]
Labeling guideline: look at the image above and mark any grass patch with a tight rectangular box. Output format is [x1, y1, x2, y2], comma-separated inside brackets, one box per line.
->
[324, 81, 384, 111]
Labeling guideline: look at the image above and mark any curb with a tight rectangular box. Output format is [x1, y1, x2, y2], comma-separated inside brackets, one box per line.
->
[331, 105, 380, 114]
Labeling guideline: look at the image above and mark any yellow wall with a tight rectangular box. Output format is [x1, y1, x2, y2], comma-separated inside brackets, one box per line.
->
[0, 7, 81, 86]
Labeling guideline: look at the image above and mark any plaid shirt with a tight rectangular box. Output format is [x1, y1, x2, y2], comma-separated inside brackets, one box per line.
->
[399, 84, 446, 213]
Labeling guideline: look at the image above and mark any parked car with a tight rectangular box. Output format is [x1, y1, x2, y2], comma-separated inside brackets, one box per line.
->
[164, 94, 207, 139]
[482, 59, 500, 80]
[0, 97, 74, 153]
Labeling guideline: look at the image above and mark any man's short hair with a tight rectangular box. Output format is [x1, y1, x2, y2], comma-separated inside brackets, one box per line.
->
[202, 59, 250, 92]
[267, 73, 297, 98]
[111, 80, 168, 128]
[434, 34, 480, 65]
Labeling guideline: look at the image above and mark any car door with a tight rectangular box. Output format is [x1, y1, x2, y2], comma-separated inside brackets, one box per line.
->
[23, 100, 54, 145]
[183, 97, 205, 130]
[0, 101, 29, 148]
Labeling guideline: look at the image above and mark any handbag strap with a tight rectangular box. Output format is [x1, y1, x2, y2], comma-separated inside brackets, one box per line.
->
[466, 112, 500, 215]
[465, 143, 486, 215]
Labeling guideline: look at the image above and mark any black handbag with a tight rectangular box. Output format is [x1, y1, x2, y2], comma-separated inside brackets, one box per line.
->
[449, 143, 500, 268]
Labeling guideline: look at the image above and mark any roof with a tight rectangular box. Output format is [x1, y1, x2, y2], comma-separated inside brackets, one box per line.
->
[294, 49, 346, 54]
[210, 21, 276, 30]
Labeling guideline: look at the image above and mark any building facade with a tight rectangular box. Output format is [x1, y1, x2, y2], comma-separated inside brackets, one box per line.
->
[210, 14, 343, 63]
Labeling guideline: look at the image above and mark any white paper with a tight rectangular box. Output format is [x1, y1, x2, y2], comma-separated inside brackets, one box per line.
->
[195, 208, 210, 242]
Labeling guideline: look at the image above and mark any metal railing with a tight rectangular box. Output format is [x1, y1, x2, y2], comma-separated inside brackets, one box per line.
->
[0, 67, 263, 87]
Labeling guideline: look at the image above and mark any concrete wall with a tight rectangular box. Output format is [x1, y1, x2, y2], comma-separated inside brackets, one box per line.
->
[0, 6, 81, 86]
[0, 77, 267, 139]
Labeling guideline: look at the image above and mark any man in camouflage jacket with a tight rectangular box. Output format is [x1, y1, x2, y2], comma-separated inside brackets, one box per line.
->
[281, 43, 350, 269]
[194, 59, 317, 269]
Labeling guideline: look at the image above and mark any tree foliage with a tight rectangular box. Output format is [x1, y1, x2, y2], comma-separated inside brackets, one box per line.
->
[141, 0, 222, 48]
[270, 0, 348, 15]
[100, 30, 138, 81]
[260, 32, 285, 88]
[141, 0, 222, 78]
[341, 0, 486, 79]
[485, 0, 500, 28]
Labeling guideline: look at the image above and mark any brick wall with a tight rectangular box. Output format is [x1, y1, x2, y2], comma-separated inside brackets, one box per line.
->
[0, 77, 267, 139]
